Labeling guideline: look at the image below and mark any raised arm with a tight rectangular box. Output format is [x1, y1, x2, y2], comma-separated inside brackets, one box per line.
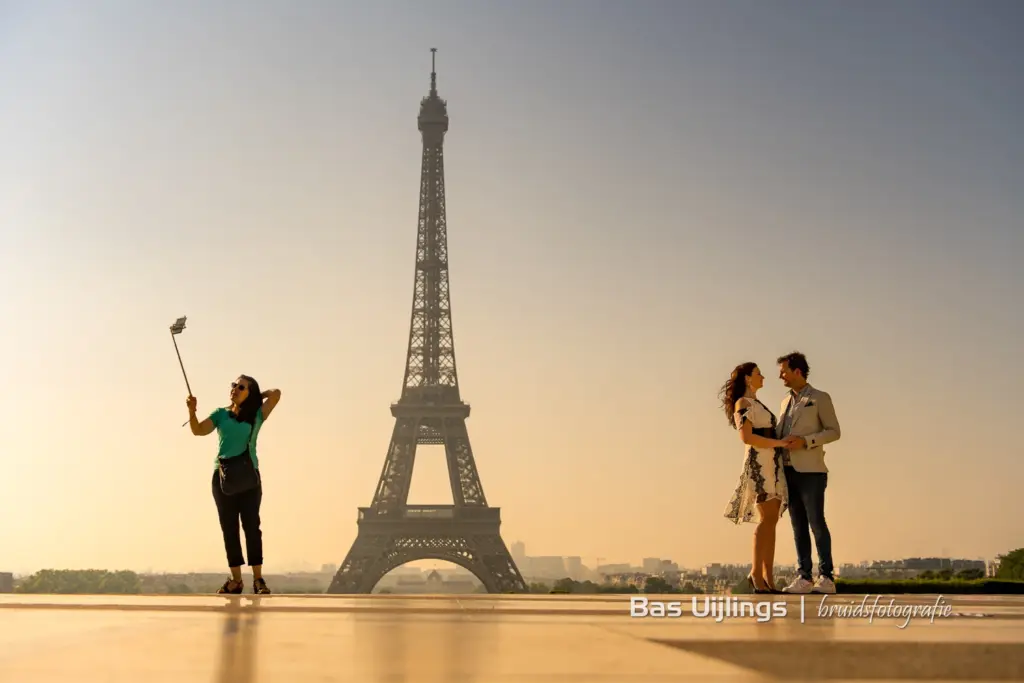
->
[187, 396, 215, 436]
[261, 389, 282, 420]
[735, 399, 787, 449]
[804, 391, 841, 449]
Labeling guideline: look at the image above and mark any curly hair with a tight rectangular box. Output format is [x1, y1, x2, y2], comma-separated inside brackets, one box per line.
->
[719, 362, 758, 428]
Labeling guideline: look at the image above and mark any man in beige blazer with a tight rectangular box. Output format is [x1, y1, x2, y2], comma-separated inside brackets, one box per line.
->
[775, 351, 842, 594]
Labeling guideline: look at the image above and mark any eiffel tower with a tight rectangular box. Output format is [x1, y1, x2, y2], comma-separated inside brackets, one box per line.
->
[327, 50, 527, 594]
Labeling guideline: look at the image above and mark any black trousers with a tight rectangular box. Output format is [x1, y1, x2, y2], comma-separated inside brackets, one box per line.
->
[211, 470, 264, 568]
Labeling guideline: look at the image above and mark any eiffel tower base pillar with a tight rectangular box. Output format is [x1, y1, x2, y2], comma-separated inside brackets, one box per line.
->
[327, 508, 528, 594]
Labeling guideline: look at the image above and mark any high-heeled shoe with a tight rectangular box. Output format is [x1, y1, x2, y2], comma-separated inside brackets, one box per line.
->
[747, 573, 770, 594]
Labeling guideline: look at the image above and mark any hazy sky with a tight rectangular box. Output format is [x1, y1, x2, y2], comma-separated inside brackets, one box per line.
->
[1, 0, 1022, 576]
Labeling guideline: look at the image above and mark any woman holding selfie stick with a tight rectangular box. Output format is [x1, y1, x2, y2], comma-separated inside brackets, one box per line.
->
[187, 375, 281, 595]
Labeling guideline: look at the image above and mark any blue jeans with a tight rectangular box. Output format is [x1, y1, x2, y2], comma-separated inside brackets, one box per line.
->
[784, 466, 833, 581]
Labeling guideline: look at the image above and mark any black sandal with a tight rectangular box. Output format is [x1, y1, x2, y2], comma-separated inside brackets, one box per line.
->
[217, 578, 243, 594]
[253, 578, 271, 595]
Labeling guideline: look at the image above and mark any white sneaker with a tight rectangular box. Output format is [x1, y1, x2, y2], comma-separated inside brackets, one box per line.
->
[812, 576, 836, 594]
[782, 576, 814, 594]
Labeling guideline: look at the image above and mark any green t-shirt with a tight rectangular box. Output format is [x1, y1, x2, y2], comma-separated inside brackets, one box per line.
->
[209, 407, 263, 470]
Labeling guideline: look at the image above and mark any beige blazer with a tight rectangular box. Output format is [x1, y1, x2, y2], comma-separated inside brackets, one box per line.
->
[775, 385, 841, 473]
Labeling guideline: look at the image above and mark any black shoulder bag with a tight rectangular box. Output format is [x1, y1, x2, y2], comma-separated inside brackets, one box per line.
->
[218, 446, 260, 496]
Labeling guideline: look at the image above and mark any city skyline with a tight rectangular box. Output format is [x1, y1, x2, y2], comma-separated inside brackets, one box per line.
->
[1, 1, 1021, 578]
[3, 542, 1002, 578]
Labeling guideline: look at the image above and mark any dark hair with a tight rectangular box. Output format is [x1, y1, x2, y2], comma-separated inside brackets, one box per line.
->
[776, 351, 810, 379]
[719, 362, 758, 428]
[231, 374, 263, 425]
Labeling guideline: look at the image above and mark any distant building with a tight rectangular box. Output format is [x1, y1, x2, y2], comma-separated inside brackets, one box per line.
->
[900, 557, 984, 573]
[564, 556, 583, 580]
[597, 563, 631, 576]
[386, 569, 478, 594]
[950, 559, 986, 573]
[863, 557, 988, 579]
[528, 556, 567, 579]
[903, 557, 952, 571]
[511, 541, 526, 563]
[606, 572, 649, 590]
[0, 573, 14, 593]
[702, 563, 727, 578]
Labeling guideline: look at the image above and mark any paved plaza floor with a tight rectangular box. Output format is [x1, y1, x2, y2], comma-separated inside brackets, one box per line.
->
[1, 593, 1021, 682]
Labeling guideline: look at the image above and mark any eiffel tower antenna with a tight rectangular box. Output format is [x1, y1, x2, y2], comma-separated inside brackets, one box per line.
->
[430, 47, 437, 94]
[328, 50, 527, 595]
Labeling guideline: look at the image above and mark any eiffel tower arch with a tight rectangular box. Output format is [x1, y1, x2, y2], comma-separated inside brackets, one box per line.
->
[327, 50, 527, 594]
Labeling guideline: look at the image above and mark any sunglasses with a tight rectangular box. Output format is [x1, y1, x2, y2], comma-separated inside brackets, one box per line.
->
[231, 382, 249, 392]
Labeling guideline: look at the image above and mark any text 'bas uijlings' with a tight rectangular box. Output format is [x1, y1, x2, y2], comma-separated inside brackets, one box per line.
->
[630, 596, 789, 622]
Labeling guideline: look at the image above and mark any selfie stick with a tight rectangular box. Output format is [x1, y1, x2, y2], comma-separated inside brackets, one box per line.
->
[170, 317, 194, 427]
[169, 316, 192, 395]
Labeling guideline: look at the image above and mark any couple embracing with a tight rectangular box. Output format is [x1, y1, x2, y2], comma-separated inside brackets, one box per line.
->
[721, 351, 841, 595]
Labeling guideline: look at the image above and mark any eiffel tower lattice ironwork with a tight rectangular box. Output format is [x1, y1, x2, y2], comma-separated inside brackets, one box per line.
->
[327, 50, 527, 594]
